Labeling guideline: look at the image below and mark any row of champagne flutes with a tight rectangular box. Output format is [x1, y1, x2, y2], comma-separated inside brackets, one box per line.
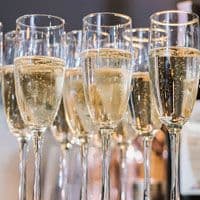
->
[0, 9, 200, 200]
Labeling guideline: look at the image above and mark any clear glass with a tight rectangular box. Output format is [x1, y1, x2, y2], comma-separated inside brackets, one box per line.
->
[149, 10, 200, 200]
[14, 14, 66, 200]
[51, 98, 72, 200]
[82, 12, 133, 200]
[125, 28, 160, 200]
[63, 30, 95, 200]
[4, 30, 16, 65]
[2, 30, 31, 200]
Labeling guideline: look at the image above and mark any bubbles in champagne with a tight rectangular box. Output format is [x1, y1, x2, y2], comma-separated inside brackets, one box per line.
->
[81, 48, 132, 128]
[129, 72, 160, 136]
[2, 66, 30, 138]
[63, 69, 94, 144]
[150, 47, 200, 126]
[14, 56, 65, 130]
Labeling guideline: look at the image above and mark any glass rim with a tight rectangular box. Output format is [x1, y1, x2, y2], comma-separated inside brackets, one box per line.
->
[124, 28, 149, 43]
[16, 14, 65, 30]
[130, 27, 150, 32]
[150, 10, 199, 26]
[83, 12, 132, 28]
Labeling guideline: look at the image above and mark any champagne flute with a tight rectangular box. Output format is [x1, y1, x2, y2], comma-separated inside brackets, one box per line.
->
[2, 30, 31, 200]
[14, 14, 66, 200]
[149, 10, 200, 200]
[63, 30, 95, 200]
[124, 28, 162, 200]
[51, 98, 72, 200]
[82, 12, 133, 200]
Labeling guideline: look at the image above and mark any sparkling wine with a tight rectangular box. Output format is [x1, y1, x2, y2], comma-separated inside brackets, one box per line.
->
[63, 68, 94, 142]
[14, 56, 65, 129]
[51, 99, 71, 144]
[130, 72, 151, 133]
[81, 48, 132, 127]
[1, 66, 30, 138]
[149, 47, 200, 126]
[129, 72, 160, 136]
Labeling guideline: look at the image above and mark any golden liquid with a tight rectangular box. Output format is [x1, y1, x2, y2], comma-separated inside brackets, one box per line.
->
[14, 56, 65, 130]
[2, 66, 30, 138]
[150, 47, 200, 125]
[63, 68, 94, 142]
[130, 72, 151, 132]
[81, 48, 132, 127]
[129, 72, 161, 136]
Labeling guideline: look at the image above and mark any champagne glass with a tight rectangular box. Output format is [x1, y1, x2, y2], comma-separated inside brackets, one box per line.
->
[63, 30, 95, 200]
[51, 98, 72, 200]
[82, 12, 133, 200]
[14, 14, 66, 200]
[2, 30, 31, 200]
[149, 10, 200, 200]
[124, 28, 162, 200]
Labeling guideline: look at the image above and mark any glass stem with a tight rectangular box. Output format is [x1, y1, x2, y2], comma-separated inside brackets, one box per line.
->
[169, 128, 181, 200]
[58, 151, 63, 199]
[143, 136, 153, 200]
[80, 143, 88, 200]
[119, 145, 127, 200]
[18, 137, 29, 200]
[33, 131, 43, 200]
[60, 146, 69, 200]
[100, 128, 111, 200]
